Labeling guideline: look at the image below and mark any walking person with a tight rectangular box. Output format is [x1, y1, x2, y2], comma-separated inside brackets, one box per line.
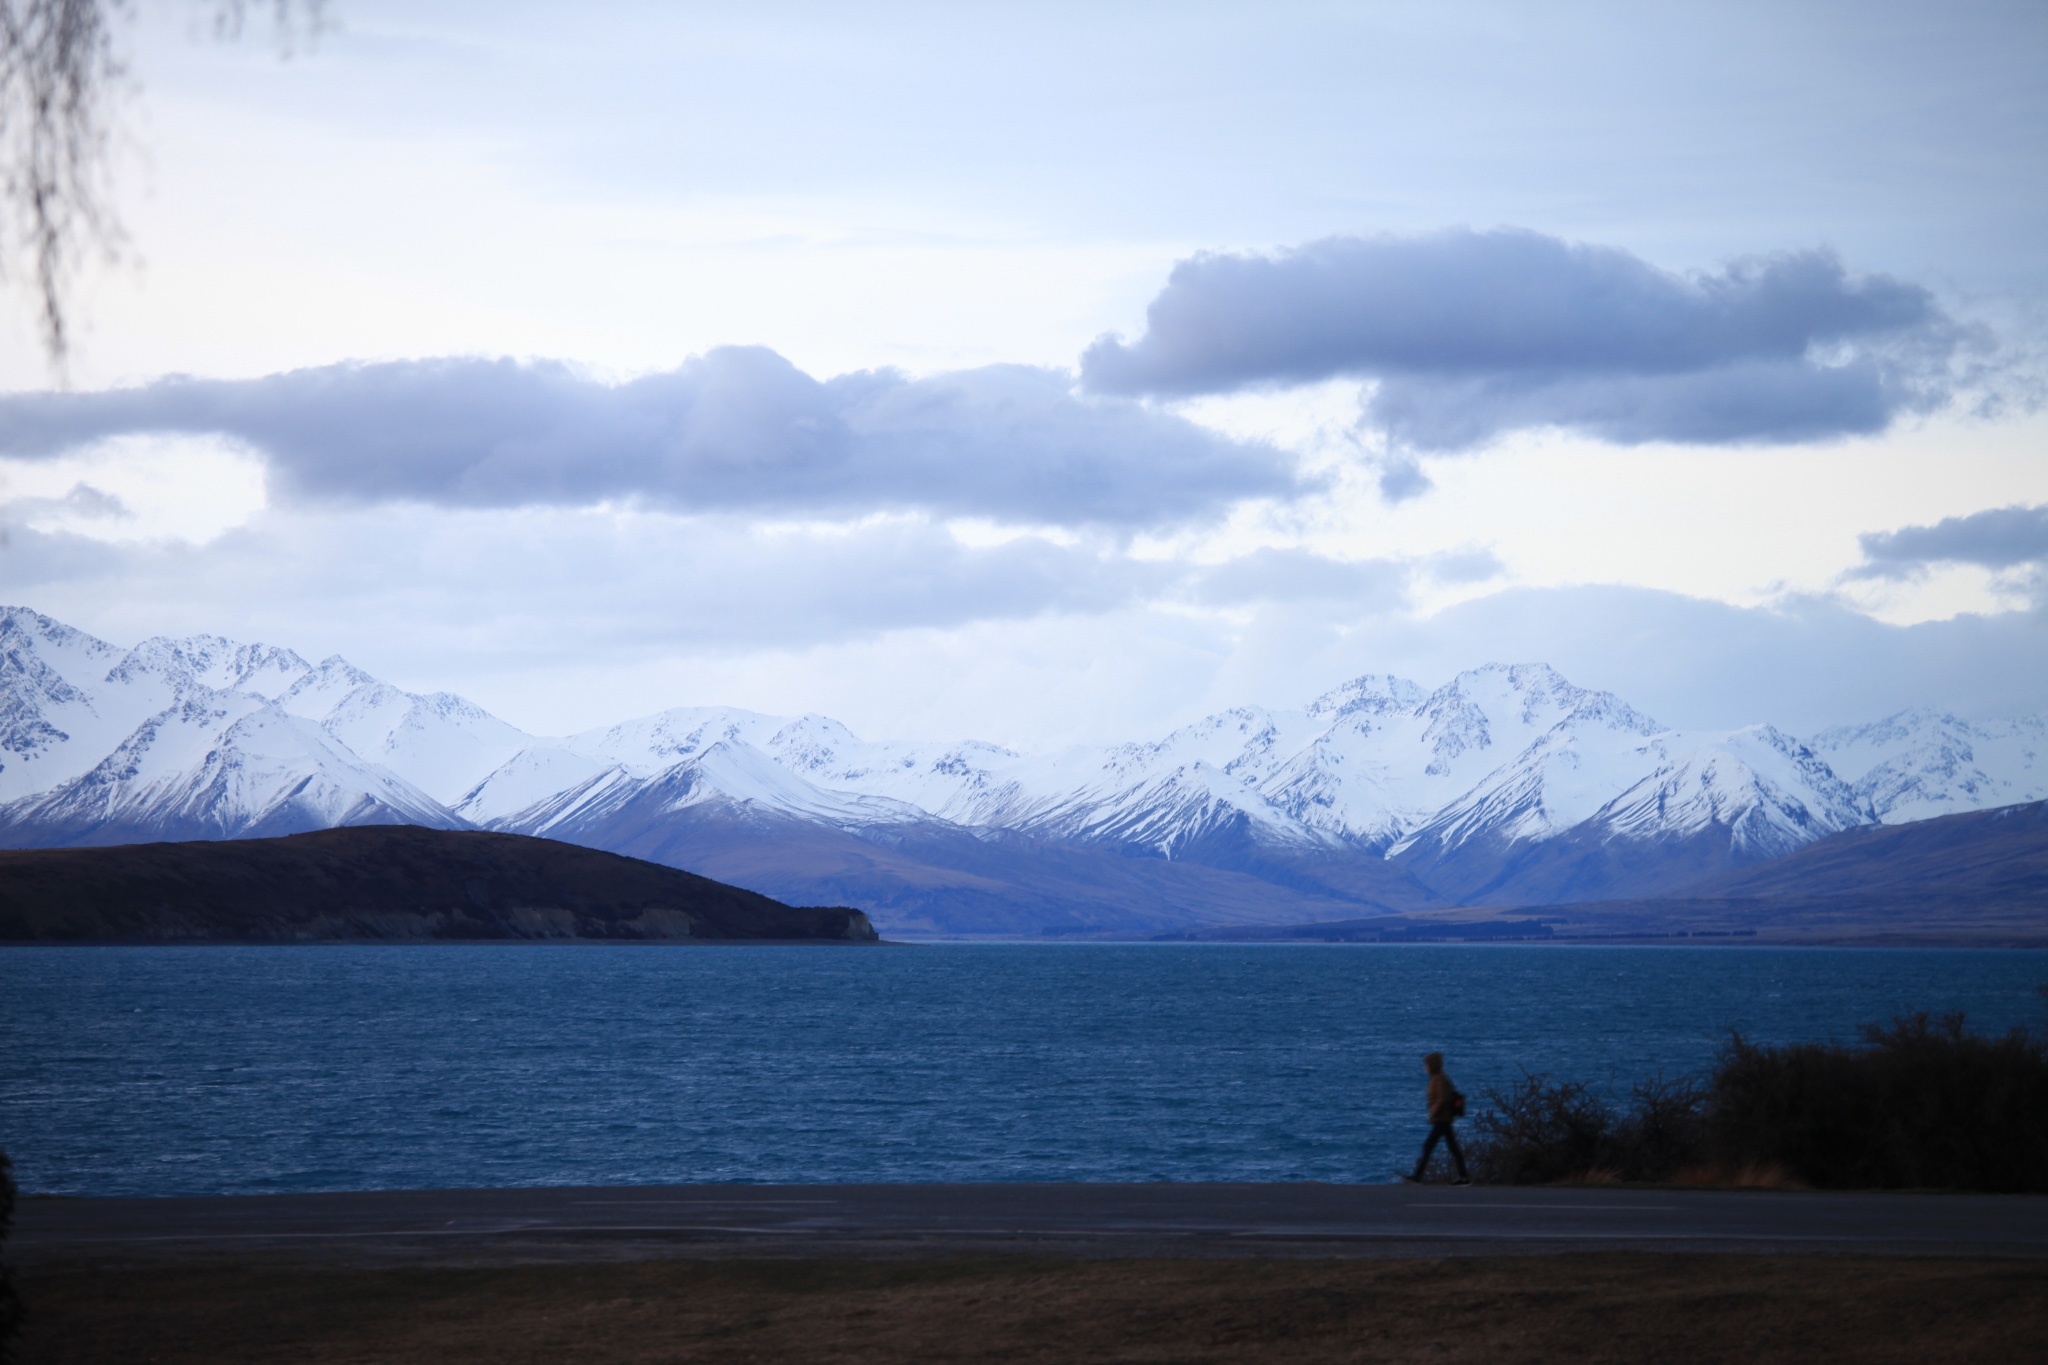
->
[1403, 1051, 1471, 1184]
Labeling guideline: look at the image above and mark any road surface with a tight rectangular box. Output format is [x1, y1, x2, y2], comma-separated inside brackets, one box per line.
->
[13, 1182, 2045, 1264]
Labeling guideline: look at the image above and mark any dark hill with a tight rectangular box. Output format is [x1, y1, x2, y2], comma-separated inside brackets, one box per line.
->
[1180, 802, 2048, 946]
[1489, 802, 2048, 945]
[554, 801, 1432, 938]
[1685, 799, 2048, 904]
[0, 825, 880, 944]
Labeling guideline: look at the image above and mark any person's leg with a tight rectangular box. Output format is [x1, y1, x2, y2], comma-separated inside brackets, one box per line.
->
[1443, 1124, 1469, 1181]
[1412, 1125, 1444, 1180]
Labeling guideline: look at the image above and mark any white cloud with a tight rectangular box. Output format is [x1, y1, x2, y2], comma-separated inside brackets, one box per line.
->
[0, 436, 267, 544]
[1, 1, 2041, 751]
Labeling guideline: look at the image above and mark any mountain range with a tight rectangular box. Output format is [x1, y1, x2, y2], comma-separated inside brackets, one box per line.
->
[2, 604, 2041, 936]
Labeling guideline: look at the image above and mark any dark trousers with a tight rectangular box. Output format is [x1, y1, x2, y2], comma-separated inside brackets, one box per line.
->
[1414, 1120, 1467, 1180]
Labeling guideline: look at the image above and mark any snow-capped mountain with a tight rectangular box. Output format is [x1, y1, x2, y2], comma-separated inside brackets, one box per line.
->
[0, 609, 131, 802]
[0, 686, 453, 846]
[276, 656, 530, 806]
[0, 608, 472, 845]
[1812, 710, 2047, 825]
[3, 604, 2041, 932]
[1593, 726, 1869, 860]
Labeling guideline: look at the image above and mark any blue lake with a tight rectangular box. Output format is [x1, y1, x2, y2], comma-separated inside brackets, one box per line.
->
[2, 943, 2043, 1197]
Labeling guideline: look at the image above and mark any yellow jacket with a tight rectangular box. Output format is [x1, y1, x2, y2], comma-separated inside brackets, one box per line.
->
[1427, 1072, 1460, 1124]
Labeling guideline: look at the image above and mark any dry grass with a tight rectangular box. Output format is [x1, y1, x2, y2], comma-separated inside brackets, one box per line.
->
[14, 1252, 2047, 1364]
[1672, 1162, 1808, 1190]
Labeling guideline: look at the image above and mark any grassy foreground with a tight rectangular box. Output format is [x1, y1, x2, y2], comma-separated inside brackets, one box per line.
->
[16, 1253, 2047, 1364]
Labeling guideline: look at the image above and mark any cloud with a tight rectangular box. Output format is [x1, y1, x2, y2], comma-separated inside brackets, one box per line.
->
[0, 510, 1175, 657]
[1082, 229, 1975, 453]
[1854, 504, 2048, 578]
[12, 499, 2041, 744]
[8, 483, 133, 525]
[1, 501, 1437, 666]
[1315, 584, 2048, 734]
[1190, 547, 1410, 607]
[0, 348, 1303, 528]
[1419, 549, 1506, 585]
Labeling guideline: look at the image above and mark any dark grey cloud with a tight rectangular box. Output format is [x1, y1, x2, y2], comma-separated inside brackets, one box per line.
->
[1082, 229, 1974, 455]
[0, 348, 1302, 527]
[1854, 504, 2048, 578]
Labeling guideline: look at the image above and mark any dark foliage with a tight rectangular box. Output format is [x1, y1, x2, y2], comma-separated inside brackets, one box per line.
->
[1466, 1075, 1609, 1184]
[1469, 1006, 2048, 1192]
[1710, 1012, 2048, 1193]
[0, 1148, 22, 1364]
[1619, 1074, 1712, 1179]
[1467, 1073, 1706, 1185]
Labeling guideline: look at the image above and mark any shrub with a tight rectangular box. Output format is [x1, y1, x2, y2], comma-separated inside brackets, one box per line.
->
[1467, 1074, 1614, 1184]
[1615, 1074, 1710, 1180]
[1468, 1008, 2048, 1192]
[0, 1148, 20, 1365]
[1467, 1073, 1707, 1184]
[1709, 1012, 2048, 1193]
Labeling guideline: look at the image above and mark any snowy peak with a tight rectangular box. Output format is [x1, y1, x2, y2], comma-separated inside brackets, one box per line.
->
[1812, 709, 2047, 824]
[1396, 717, 1676, 856]
[1, 611, 133, 799]
[1103, 705, 1326, 787]
[760, 713, 869, 776]
[276, 655, 384, 716]
[484, 735, 932, 842]
[470, 760, 637, 838]
[185, 638, 315, 698]
[0, 612, 529, 843]
[454, 743, 617, 825]
[0, 685, 457, 847]
[106, 634, 313, 698]
[1018, 758, 1318, 856]
[1259, 662, 1668, 852]
[765, 734, 1027, 824]
[1592, 725, 1868, 860]
[313, 684, 531, 806]
[1413, 663, 1661, 778]
[1257, 735, 1414, 851]
[0, 616, 100, 764]
[458, 709, 817, 830]
[565, 706, 790, 776]
[670, 738, 931, 827]
[0, 607, 122, 681]
[1306, 673, 1427, 721]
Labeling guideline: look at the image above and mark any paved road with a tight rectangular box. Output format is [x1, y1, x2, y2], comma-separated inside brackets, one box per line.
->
[13, 1183, 2046, 1264]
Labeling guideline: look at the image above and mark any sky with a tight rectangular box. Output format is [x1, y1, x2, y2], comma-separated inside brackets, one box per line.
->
[1, 0, 2044, 746]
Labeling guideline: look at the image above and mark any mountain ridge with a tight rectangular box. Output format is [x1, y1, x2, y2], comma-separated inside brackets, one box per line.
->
[2, 605, 2041, 936]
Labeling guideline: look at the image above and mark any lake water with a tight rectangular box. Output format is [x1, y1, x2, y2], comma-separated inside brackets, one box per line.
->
[2, 944, 2043, 1197]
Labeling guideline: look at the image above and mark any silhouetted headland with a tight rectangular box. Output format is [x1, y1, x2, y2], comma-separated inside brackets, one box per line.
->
[0, 826, 880, 944]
